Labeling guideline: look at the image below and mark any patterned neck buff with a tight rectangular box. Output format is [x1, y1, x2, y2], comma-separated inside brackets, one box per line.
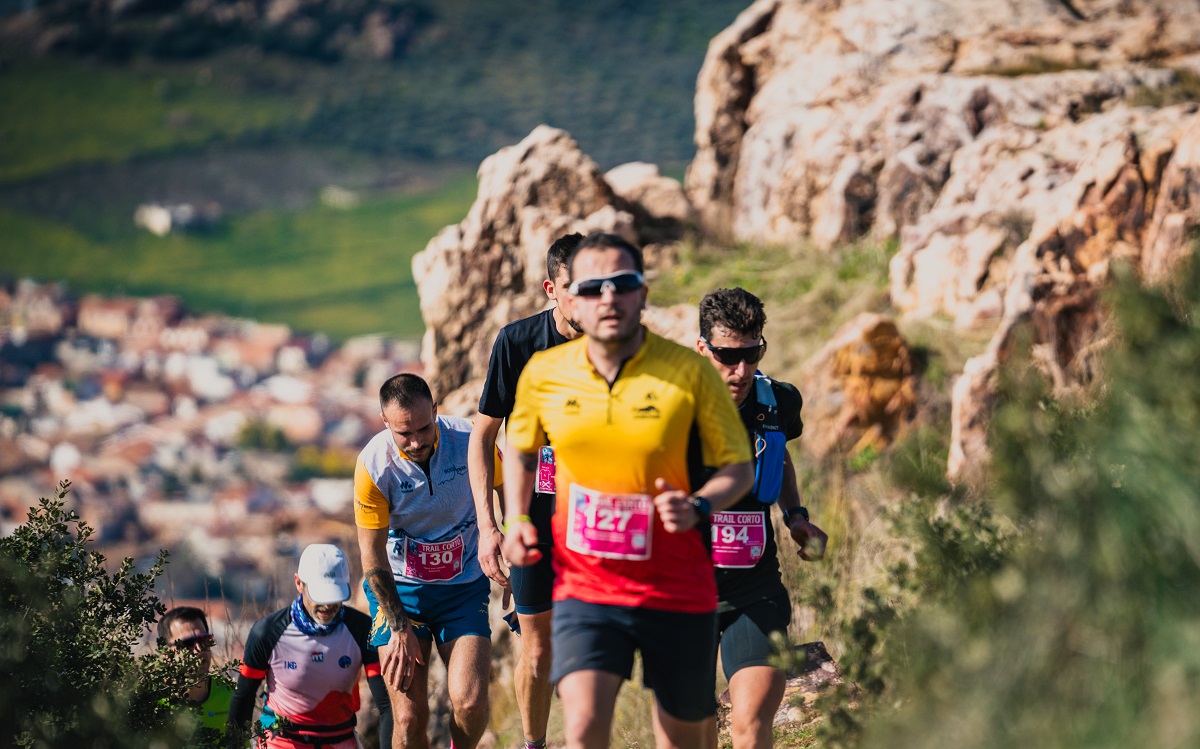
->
[290, 595, 344, 637]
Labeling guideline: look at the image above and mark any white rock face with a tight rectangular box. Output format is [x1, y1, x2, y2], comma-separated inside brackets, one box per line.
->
[606, 162, 694, 226]
[689, 0, 1200, 249]
[688, 0, 1200, 479]
[412, 126, 697, 411]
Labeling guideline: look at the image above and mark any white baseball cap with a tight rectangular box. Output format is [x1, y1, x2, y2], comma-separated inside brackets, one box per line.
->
[297, 544, 351, 604]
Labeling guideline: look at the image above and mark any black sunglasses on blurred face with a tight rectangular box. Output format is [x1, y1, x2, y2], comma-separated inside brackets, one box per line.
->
[173, 633, 215, 652]
[701, 336, 767, 366]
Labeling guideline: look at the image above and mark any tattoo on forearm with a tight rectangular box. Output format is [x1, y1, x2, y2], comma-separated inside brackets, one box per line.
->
[518, 452, 538, 471]
[365, 567, 410, 632]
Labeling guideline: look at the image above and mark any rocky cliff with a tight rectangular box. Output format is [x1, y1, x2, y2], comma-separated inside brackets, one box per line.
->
[684, 0, 1200, 478]
[412, 0, 1200, 475]
[412, 125, 695, 411]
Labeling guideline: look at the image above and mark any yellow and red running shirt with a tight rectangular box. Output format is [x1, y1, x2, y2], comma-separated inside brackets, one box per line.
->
[506, 331, 751, 613]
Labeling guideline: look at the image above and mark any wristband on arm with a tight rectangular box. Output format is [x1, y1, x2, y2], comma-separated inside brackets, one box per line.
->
[782, 506, 809, 524]
[502, 515, 532, 533]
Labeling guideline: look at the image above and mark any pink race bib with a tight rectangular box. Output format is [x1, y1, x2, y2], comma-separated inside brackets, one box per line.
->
[400, 535, 465, 582]
[536, 446, 556, 494]
[566, 484, 653, 561]
[710, 511, 767, 569]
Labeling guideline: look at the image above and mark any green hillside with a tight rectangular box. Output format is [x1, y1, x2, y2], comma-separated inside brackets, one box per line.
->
[0, 0, 750, 339]
[0, 172, 478, 340]
[0, 0, 750, 181]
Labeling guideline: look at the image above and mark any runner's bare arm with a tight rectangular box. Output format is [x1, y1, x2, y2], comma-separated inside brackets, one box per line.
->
[779, 450, 827, 560]
[357, 525, 424, 692]
[654, 460, 754, 533]
[500, 448, 541, 566]
[468, 414, 510, 588]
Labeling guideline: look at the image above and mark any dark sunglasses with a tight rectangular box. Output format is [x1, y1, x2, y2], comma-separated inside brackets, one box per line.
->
[702, 336, 767, 366]
[172, 632, 215, 652]
[568, 271, 644, 298]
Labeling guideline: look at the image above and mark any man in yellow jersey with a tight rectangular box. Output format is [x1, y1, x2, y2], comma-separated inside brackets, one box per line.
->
[501, 233, 754, 749]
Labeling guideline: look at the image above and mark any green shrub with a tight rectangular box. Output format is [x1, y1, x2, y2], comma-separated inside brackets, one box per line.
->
[0, 481, 201, 748]
[833, 256, 1200, 749]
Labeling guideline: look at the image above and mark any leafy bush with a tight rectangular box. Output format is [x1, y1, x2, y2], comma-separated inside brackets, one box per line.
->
[0, 481, 200, 748]
[819, 256, 1200, 748]
[236, 420, 291, 452]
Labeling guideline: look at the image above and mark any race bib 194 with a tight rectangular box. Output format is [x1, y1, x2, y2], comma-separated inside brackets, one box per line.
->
[710, 511, 767, 569]
[398, 535, 465, 582]
[536, 446, 556, 494]
[566, 484, 653, 561]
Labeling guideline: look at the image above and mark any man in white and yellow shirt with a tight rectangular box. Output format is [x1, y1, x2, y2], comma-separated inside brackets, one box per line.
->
[355, 373, 490, 749]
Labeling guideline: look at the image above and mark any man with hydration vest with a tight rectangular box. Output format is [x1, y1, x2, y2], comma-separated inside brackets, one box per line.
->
[696, 287, 828, 749]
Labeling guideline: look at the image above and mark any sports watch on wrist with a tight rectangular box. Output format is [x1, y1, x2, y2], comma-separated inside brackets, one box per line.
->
[687, 495, 712, 521]
[782, 506, 810, 524]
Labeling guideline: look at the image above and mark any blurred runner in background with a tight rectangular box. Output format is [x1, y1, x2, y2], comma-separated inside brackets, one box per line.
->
[469, 233, 583, 749]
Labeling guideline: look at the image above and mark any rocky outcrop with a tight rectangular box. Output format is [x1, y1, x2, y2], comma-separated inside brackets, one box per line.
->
[799, 314, 917, 460]
[1143, 117, 1200, 284]
[605, 162, 695, 239]
[688, 0, 1200, 247]
[688, 0, 1200, 478]
[412, 126, 696, 410]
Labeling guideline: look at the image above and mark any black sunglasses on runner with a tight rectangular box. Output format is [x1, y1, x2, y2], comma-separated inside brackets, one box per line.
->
[568, 271, 644, 298]
[701, 336, 767, 366]
[172, 632, 216, 652]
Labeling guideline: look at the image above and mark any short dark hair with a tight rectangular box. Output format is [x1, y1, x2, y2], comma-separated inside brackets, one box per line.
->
[699, 288, 767, 340]
[547, 233, 584, 282]
[566, 233, 644, 279]
[379, 372, 434, 411]
[157, 606, 209, 648]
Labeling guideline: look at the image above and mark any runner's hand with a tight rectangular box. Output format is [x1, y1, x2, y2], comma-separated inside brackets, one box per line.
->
[478, 527, 511, 588]
[788, 516, 828, 561]
[501, 519, 542, 567]
[653, 478, 697, 533]
[379, 626, 424, 693]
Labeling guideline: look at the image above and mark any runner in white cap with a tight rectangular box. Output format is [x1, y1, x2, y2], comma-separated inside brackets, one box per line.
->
[228, 543, 379, 748]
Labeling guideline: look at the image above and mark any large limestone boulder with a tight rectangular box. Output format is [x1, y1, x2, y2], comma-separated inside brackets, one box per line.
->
[799, 313, 917, 461]
[606, 162, 695, 243]
[1143, 116, 1200, 283]
[688, 0, 1200, 247]
[892, 104, 1195, 325]
[413, 126, 697, 411]
[689, 0, 1200, 478]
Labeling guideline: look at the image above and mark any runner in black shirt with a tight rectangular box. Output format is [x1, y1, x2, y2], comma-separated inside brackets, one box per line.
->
[697, 288, 828, 749]
[467, 233, 583, 749]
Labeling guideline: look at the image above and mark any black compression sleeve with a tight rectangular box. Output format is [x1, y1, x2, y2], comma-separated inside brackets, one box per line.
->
[226, 674, 262, 745]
